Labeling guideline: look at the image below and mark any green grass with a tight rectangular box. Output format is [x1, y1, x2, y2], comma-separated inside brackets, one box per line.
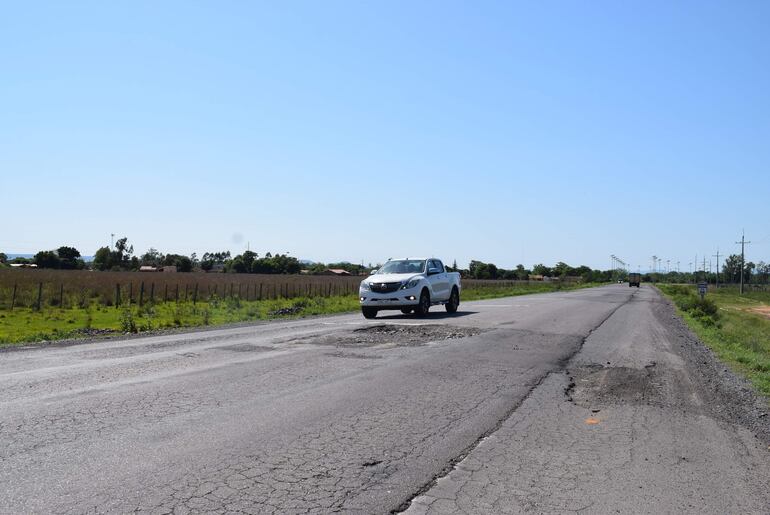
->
[658, 284, 770, 398]
[0, 282, 604, 347]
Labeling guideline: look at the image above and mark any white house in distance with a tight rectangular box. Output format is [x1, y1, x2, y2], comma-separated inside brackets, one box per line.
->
[139, 265, 177, 273]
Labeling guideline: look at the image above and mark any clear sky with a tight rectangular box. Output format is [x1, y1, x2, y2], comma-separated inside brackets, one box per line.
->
[2, 1, 769, 271]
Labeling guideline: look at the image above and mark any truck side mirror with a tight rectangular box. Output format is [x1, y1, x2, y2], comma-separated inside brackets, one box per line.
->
[428, 268, 440, 275]
[369, 269, 377, 275]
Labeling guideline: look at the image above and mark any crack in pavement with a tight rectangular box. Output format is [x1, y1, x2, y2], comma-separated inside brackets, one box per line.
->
[395, 290, 637, 513]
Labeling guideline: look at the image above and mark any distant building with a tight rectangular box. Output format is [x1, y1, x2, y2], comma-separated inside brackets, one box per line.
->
[139, 265, 177, 273]
[323, 268, 352, 276]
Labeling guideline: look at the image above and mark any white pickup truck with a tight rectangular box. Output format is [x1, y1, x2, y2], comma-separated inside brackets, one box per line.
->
[359, 258, 462, 319]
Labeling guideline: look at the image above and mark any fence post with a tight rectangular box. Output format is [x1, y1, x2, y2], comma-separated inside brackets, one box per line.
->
[259, 283, 263, 300]
[175, 284, 179, 303]
[115, 283, 121, 308]
[164, 284, 168, 302]
[184, 284, 188, 302]
[150, 283, 155, 303]
[59, 284, 64, 309]
[35, 282, 43, 311]
[193, 283, 198, 304]
[10, 283, 17, 310]
[129, 282, 133, 305]
[139, 282, 145, 307]
[238, 283, 242, 298]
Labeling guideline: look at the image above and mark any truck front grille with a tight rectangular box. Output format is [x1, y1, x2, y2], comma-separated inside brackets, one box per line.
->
[370, 282, 401, 294]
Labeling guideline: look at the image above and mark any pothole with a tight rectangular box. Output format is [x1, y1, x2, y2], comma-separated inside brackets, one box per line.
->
[567, 364, 665, 407]
[302, 324, 482, 348]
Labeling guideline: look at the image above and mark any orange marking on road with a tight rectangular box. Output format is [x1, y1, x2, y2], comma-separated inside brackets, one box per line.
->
[585, 417, 600, 425]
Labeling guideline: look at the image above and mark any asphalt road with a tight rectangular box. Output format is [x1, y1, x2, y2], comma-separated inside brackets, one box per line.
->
[1, 285, 768, 514]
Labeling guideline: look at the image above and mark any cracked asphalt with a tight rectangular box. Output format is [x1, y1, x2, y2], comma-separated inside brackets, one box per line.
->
[1, 285, 768, 514]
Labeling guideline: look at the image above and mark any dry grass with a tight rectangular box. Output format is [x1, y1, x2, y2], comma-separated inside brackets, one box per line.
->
[0, 269, 363, 309]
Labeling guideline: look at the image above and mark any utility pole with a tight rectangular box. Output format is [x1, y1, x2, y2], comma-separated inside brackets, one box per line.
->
[692, 254, 698, 284]
[111, 233, 115, 249]
[713, 249, 721, 289]
[735, 231, 751, 295]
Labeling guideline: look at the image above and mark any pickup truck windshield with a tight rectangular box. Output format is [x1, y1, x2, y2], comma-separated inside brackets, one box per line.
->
[377, 260, 425, 274]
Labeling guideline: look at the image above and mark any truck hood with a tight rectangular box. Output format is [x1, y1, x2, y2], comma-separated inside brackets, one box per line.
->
[363, 273, 420, 284]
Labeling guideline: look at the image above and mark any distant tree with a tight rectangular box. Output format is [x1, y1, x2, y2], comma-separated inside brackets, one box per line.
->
[469, 260, 498, 279]
[140, 248, 164, 267]
[553, 262, 574, 277]
[722, 254, 742, 283]
[532, 264, 551, 277]
[756, 262, 770, 284]
[92, 237, 135, 271]
[93, 246, 111, 271]
[515, 264, 529, 280]
[250, 253, 301, 274]
[57, 246, 84, 269]
[34, 250, 61, 269]
[162, 254, 193, 272]
[201, 251, 231, 271]
[0, 252, 6, 263]
[241, 251, 258, 271]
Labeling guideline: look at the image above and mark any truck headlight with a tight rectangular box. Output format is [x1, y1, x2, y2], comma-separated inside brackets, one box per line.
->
[360, 282, 371, 291]
[402, 279, 420, 289]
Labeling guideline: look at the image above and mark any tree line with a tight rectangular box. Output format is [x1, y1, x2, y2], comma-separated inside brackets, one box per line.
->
[2, 242, 768, 284]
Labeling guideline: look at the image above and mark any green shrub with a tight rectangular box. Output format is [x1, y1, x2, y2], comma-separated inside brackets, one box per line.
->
[120, 309, 137, 333]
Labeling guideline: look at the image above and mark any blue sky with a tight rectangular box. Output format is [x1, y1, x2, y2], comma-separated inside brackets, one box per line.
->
[2, 1, 769, 270]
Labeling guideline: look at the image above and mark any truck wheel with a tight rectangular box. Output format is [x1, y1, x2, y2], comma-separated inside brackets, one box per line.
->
[445, 288, 459, 313]
[400, 308, 413, 314]
[415, 290, 430, 316]
[361, 307, 378, 319]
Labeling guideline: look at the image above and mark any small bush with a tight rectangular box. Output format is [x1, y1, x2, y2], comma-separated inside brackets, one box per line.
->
[668, 288, 720, 327]
[120, 309, 137, 333]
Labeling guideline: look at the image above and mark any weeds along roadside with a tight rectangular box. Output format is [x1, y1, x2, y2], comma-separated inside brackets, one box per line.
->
[0, 281, 604, 346]
[658, 284, 770, 398]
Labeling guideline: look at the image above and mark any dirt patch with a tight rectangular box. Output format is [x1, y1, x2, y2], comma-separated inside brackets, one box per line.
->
[748, 306, 770, 320]
[301, 324, 482, 348]
[567, 363, 665, 408]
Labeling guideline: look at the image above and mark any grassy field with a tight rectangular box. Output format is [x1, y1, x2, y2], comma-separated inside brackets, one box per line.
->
[658, 284, 770, 397]
[0, 280, 601, 346]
